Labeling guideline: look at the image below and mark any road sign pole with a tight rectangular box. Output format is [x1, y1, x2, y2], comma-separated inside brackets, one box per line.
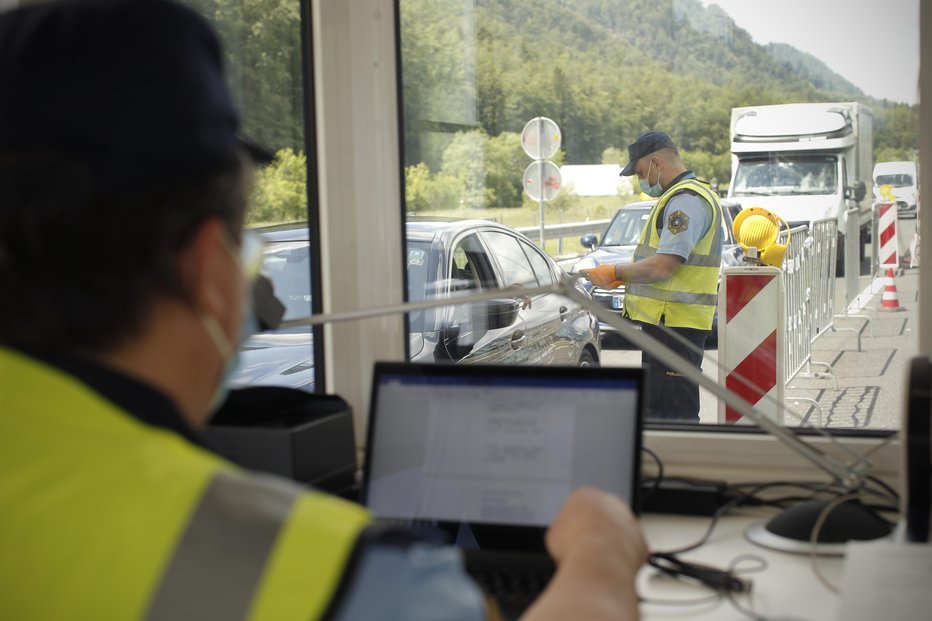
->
[538, 120, 545, 248]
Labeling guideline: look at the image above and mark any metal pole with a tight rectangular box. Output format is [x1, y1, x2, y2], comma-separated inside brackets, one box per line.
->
[279, 276, 866, 489]
[538, 118, 546, 249]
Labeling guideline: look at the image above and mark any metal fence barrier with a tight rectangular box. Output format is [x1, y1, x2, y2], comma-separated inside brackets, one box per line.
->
[780, 218, 838, 425]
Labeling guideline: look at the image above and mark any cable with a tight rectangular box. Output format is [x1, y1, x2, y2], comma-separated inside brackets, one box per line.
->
[638, 593, 723, 607]
[640, 446, 664, 502]
[809, 493, 860, 593]
[649, 552, 751, 593]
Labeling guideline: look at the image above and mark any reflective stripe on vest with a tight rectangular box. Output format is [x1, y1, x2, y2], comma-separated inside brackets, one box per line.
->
[0, 347, 370, 621]
[625, 178, 723, 330]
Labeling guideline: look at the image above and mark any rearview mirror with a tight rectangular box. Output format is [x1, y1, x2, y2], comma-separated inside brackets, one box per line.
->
[580, 233, 598, 250]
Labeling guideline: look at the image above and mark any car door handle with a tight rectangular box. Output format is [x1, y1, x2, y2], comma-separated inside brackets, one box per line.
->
[510, 330, 525, 350]
[559, 305, 569, 321]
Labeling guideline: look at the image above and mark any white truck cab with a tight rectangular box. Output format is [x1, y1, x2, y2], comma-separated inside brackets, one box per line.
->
[728, 102, 872, 274]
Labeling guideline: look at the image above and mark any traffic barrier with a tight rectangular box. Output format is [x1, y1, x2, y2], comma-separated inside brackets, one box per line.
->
[783, 219, 838, 383]
[720, 218, 837, 426]
[877, 202, 899, 268]
[718, 266, 784, 424]
[880, 268, 905, 312]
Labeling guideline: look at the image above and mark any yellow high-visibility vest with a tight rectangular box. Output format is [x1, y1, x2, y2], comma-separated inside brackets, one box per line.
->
[624, 178, 723, 330]
[0, 346, 370, 621]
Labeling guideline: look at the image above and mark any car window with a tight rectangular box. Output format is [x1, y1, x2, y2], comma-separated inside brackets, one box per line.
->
[520, 240, 554, 286]
[261, 241, 311, 321]
[482, 231, 539, 287]
[603, 210, 650, 246]
[452, 233, 498, 290]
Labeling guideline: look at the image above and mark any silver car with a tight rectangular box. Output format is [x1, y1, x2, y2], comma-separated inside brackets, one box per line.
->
[230, 219, 602, 392]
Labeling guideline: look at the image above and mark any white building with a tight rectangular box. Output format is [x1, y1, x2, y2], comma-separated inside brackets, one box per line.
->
[559, 164, 634, 196]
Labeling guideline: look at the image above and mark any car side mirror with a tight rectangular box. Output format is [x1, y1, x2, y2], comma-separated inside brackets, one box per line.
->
[580, 233, 598, 250]
[481, 299, 521, 331]
[848, 180, 867, 202]
[439, 299, 520, 361]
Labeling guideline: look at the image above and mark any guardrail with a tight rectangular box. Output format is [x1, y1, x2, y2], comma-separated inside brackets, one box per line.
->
[515, 219, 611, 243]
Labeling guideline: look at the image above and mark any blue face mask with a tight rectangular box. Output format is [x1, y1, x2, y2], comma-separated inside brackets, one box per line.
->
[639, 160, 664, 198]
[203, 230, 265, 411]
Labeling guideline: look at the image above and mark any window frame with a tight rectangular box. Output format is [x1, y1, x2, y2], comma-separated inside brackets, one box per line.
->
[310, 0, 924, 478]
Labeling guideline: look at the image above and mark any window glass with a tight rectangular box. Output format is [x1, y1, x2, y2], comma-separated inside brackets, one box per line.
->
[183, 0, 316, 392]
[398, 0, 919, 435]
[482, 231, 538, 287]
[521, 241, 555, 286]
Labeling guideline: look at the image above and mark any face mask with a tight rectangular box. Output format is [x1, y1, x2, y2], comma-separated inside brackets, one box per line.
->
[201, 313, 242, 411]
[639, 160, 664, 198]
[203, 230, 265, 410]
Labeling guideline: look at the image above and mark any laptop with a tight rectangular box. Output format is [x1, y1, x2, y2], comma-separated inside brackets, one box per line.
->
[361, 362, 644, 618]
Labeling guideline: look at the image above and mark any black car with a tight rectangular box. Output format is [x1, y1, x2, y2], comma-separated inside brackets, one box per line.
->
[571, 199, 744, 347]
[229, 219, 601, 391]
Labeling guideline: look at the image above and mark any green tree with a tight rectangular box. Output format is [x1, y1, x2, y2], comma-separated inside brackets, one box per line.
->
[248, 149, 308, 225]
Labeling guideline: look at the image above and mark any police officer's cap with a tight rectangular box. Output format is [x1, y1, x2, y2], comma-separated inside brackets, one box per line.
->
[619, 131, 677, 177]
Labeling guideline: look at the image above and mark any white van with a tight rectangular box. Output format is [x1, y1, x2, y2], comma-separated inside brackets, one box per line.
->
[873, 160, 919, 218]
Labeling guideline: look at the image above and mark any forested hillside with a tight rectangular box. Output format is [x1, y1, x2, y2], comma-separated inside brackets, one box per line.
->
[402, 0, 918, 207]
[185, 0, 919, 217]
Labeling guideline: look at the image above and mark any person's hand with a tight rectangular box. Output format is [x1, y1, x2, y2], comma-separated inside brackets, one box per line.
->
[545, 487, 647, 575]
[579, 265, 623, 289]
[520, 487, 647, 621]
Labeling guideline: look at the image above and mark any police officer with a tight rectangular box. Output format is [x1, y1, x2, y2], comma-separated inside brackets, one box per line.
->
[0, 1, 647, 619]
[581, 132, 723, 422]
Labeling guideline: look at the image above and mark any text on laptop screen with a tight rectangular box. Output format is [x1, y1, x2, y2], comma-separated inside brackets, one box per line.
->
[365, 370, 641, 528]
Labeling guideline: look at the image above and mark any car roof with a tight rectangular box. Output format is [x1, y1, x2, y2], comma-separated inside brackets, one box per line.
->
[253, 223, 309, 243]
[251, 218, 533, 245]
[406, 218, 528, 244]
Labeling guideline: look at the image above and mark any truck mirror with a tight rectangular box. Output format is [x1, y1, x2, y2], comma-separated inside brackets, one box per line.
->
[851, 180, 867, 203]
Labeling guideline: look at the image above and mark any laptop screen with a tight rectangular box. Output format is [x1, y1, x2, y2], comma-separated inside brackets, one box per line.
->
[362, 363, 643, 530]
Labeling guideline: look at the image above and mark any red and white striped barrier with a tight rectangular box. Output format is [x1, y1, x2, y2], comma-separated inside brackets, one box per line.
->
[877, 202, 899, 269]
[718, 266, 785, 424]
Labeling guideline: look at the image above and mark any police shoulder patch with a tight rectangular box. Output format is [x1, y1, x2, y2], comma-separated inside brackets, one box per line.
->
[667, 210, 689, 235]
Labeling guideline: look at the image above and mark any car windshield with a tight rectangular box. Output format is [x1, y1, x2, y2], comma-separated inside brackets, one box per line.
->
[876, 173, 913, 188]
[261, 241, 311, 322]
[732, 155, 837, 196]
[602, 209, 650, 246]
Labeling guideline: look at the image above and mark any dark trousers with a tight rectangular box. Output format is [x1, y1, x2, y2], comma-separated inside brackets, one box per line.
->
[638, 320, 708, 423]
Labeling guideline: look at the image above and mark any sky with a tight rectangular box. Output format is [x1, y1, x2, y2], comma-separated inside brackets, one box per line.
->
[699, 0, 920, 105]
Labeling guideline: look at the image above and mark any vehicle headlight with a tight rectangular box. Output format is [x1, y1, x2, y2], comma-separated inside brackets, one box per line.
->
[572, 257, 597, 272]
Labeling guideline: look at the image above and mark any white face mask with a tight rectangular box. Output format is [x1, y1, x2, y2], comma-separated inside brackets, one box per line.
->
[202, 229, 264, 410]
[201, 312, 240, 410]
[639, 159, 664, 198]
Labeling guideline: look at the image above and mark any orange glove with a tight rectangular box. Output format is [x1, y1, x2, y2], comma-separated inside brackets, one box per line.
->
[580, 264, 623, 289]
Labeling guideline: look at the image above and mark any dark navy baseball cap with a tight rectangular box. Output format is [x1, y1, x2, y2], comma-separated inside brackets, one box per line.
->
[619, 131, 677, 177]
[0, 0, 273, 187]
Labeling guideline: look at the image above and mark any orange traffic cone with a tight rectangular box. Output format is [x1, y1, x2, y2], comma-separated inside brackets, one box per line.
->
[880, 268, 905, 312]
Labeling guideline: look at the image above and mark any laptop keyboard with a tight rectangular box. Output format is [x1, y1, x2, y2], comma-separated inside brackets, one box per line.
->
[466, 557, 555, 619]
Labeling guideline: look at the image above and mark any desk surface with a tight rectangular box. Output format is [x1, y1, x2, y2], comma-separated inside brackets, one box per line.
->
[639, 510, 843, 621]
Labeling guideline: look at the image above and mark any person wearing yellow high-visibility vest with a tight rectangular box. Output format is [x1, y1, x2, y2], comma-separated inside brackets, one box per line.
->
[0, 2, 648, 620]
[581, 132, 723, 422]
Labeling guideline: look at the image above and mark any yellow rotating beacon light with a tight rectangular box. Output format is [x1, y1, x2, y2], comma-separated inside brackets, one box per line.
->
[732, 207, 790, 268]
